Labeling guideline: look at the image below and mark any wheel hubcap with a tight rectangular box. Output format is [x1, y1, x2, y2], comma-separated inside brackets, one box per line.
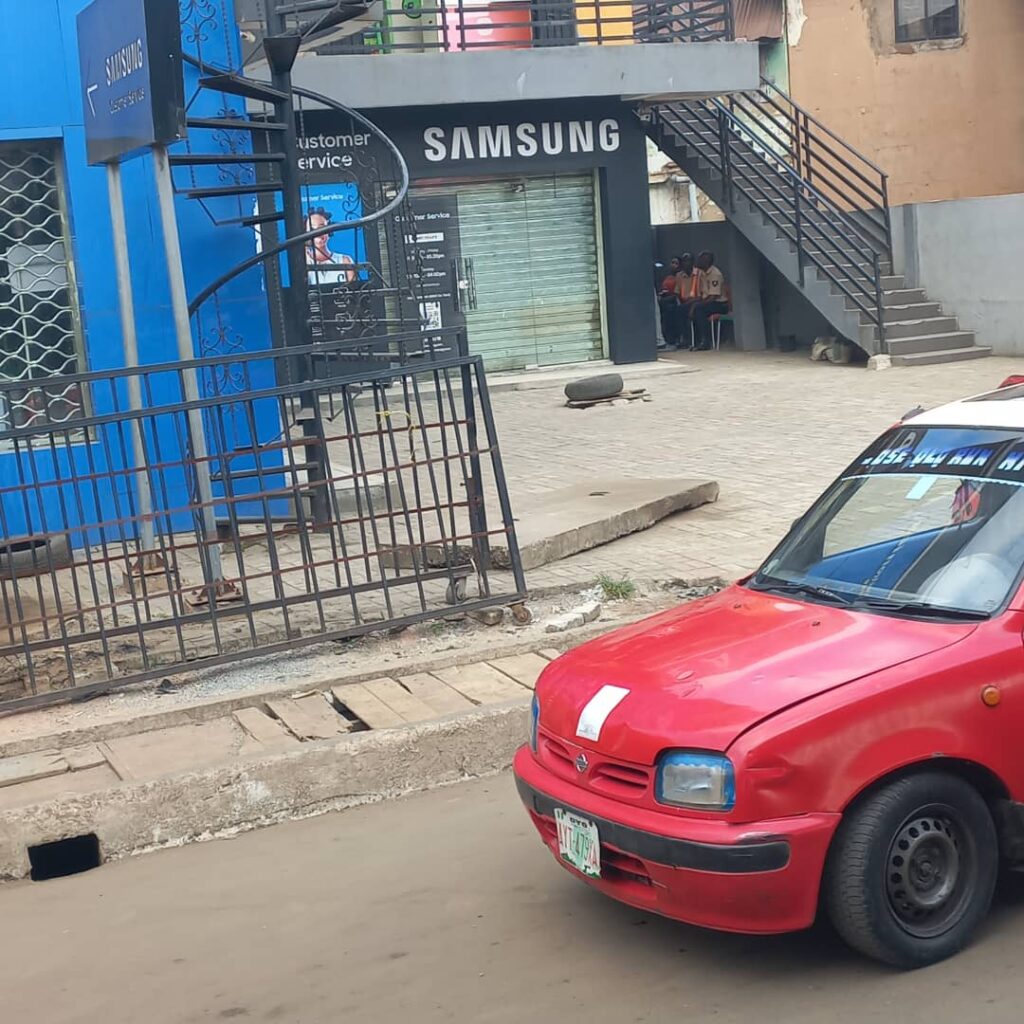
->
[886, 811, 969, 938]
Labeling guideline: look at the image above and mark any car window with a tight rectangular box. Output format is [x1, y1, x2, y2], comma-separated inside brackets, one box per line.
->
[756, 426, 1024, 616]
[823, 476, 963, 557]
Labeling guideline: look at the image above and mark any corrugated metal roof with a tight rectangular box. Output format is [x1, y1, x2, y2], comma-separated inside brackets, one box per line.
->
[734, 0, 784, 40]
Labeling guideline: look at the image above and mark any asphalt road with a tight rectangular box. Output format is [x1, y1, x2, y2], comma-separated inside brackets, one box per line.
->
[2, 774, 1023, 1024]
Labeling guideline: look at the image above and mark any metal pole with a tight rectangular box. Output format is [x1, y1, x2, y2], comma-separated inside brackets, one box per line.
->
[264, 20, 331, 527]
[794, 175, 805, 287]
[688, 181, 701, 223]
[152, 144, 223, 583]
[106, 161, 156, 567]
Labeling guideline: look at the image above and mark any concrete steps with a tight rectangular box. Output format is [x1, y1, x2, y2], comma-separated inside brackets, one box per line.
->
[891, 346, 993, 366]
[886, 331, 979, 355]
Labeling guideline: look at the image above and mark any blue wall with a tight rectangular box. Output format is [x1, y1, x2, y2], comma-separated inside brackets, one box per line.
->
[0, 0, 282, 544]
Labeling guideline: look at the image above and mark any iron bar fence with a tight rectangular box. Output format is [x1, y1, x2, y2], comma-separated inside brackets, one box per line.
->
[323, 0, 733, 54]
[0, 332, 526, 713]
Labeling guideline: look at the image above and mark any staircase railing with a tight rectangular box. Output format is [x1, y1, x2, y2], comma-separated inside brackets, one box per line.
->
[731, 79, 892, 261]
[317, 0, 734, 55]
[651, 81, 891, 350]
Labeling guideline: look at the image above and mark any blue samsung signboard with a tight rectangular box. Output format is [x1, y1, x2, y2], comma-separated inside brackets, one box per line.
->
[76, 0, 187, 165]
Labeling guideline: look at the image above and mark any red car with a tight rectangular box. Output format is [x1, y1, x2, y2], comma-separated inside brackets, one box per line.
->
[515, 382, 1024, 968]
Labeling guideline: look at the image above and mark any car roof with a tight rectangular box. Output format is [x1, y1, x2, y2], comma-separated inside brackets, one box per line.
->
[906, 384, 1024, 430]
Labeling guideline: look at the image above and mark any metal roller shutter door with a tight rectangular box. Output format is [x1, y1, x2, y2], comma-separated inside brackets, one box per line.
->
[416, 174, 605, 371]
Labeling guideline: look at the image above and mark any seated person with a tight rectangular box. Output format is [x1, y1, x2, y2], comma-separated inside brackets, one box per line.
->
[689, 251, 729, 351]
[673, 253, 700, 349]
[657, 256, 682, 349]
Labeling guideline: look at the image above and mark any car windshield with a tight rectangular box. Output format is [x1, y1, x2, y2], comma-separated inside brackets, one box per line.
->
[752, 426, 1024, 618]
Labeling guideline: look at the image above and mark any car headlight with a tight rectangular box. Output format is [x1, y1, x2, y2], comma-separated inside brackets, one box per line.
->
[530, 693, 540, 753]
[656, 751, 735, 811]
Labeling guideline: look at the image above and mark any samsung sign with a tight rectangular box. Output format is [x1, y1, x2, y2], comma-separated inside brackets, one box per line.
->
[423, 120, 621, 163]
[77, 0, 186, 165]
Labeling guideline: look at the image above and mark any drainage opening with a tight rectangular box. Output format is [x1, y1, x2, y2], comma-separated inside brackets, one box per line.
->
[28, 834, 102, 881]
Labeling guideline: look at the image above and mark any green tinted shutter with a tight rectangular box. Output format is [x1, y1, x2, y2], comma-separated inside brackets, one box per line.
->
[415, 173, 605, 372]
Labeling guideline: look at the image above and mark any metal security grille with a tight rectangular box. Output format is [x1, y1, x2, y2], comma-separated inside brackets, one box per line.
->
[0, 141, 84, 431]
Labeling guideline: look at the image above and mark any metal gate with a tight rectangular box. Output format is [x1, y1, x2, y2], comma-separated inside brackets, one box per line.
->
[0, 335, 526, 713]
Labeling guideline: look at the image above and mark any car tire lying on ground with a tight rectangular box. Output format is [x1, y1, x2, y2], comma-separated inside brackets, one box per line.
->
[824, 771, 998, 969]
[0, 534, 73, 580]
[564, 373, 624, 403]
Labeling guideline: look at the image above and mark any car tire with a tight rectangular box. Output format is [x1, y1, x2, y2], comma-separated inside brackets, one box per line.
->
[825, 772, 998, 969]
[564, 374, 624, 403]
[0, 534, 73, 579]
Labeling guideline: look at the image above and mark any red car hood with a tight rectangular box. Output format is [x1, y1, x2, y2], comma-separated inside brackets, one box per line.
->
[537, 585, 978, 762]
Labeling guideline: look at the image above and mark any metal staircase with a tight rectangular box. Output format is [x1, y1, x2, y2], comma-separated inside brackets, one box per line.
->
[645, 80, 990, 365]
[171, 4, 439, 527]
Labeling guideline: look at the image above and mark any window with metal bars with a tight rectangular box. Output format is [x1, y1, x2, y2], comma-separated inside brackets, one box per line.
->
[0, 140, 85, 431]
[895, 0, 960, 43]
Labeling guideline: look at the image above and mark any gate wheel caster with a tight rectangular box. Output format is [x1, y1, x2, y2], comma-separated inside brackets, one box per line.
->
[445, 578, 467, 605]
[510, 602, 532, 625]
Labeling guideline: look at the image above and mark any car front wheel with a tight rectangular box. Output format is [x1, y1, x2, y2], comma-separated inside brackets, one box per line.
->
[825, 771, 998, 968]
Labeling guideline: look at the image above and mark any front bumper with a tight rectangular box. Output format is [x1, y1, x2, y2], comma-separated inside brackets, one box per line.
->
[514, 745, 840, 935]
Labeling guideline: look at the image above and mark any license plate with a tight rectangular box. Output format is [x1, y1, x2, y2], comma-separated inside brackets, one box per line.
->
[554, 808, 601, 878]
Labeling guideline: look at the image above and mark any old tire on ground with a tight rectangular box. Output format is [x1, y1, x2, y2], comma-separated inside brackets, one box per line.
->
[564, 373, 624, 403]
[0, 534, 73, 579]
[824, 772, 998, 969]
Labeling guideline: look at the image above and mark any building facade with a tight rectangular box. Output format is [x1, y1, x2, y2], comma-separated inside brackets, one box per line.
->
[0, 0, 277, 537]
[786, 0, 1024, 357]
[286, 2, 759, 368]
[788, 0, 1024, 207]
[295, 100, 653, 369]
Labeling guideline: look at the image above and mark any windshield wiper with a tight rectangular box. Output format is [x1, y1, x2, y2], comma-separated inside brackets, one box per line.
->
[853, 598, 990, 621]
[747, 576, 857, 606]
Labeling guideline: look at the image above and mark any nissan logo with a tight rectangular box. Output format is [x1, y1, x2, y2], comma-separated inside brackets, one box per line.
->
[575, 752, 589, 773]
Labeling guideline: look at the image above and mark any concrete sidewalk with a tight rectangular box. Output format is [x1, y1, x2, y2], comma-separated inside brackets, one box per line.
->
[500, 350, 1022, 589]
[0, 653, 549, 879]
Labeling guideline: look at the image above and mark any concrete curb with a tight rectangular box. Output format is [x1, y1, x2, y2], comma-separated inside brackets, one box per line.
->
[0, 624, 595, 760]
[0, 700, 531, 881]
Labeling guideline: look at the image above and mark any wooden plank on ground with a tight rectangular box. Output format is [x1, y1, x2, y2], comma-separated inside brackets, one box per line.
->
[398, 673, 475, 715]
[266, 694, 351, 741]
[487, 653, 550, 691]
[332, 684, 405, 730]
[431, 662, 529, 705]
[362, 677, 437, 723]
[233, 707, 302, 751]
[0, 750, 68, 790]
[63, 743, 107, 772]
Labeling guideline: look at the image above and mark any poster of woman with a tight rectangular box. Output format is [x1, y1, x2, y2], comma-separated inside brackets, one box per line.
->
[301, 183, 367, 286]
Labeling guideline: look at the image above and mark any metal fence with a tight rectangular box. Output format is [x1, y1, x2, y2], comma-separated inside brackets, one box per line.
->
[324, 0, 734, 54]
[0, 335, 526, 713]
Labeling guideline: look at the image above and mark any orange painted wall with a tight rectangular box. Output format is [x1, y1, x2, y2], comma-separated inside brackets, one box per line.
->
[787, 0, 1024, 205]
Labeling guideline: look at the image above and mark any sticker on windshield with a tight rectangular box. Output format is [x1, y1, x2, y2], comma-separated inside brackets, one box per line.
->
[850, 429, 1024, 484]
[905, 477, 937, 501]
[576, 685, 629, 742]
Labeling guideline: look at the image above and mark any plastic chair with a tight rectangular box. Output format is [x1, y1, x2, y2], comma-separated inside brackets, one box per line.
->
[709, 288, 733, 350]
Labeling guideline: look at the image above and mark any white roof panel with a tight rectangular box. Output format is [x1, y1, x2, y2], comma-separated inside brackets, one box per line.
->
[906, 385, 1024, 431]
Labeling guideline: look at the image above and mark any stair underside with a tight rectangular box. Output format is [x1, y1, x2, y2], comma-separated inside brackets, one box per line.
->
[648, 113, 988, 367]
